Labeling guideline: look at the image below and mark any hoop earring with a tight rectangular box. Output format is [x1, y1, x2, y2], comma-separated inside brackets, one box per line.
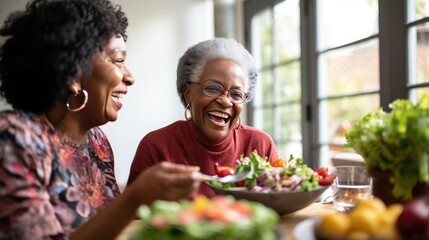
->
[67, 89, 88, 112]
[234, 117, 241, 130]
[184, 104, 192, 121]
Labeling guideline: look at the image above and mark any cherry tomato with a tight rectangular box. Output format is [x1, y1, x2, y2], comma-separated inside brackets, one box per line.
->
[318, 173, 336, 186]
[217, 166, 235, 177]
[236, 180, 245, 187]
[315, 167, 329, 178]
[271, 158, 286, 168]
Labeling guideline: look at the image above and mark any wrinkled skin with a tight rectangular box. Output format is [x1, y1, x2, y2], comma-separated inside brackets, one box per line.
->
[184, 59, 246, 142]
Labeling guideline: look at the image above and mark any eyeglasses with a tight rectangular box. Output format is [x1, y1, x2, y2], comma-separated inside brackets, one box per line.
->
[188, 81, 248, 104]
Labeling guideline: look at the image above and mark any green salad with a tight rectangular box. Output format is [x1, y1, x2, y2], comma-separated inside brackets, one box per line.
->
[209, 151, 320, 192]
[130, 195, 279, 240]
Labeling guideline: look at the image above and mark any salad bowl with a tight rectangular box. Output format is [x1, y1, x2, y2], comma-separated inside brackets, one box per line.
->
[208, 184, 328, 216]
[206, 151, 334, 216]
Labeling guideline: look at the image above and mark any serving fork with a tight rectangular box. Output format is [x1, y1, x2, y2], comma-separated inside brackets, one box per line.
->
[194, 170, 250, 183]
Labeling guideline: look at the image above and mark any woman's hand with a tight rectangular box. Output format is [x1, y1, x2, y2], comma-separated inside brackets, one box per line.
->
[126, 162, 201, 206]
[71, 162, 200, 240]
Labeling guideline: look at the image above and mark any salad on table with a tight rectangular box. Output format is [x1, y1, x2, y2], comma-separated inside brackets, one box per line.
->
[209, 151, 336, 192]
[130, 195, 279, 240]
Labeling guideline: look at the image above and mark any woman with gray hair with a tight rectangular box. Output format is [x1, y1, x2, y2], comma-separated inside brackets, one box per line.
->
[127, 38, 278, 197]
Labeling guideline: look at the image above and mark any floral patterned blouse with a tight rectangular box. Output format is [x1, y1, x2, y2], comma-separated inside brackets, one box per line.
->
[0, 110, 120, 239]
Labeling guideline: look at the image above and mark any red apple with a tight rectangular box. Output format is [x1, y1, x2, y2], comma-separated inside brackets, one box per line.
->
[396, 196, 429, 238]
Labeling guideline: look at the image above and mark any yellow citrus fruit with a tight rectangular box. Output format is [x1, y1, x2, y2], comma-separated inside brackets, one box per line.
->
[379, 204, 403, 227]
[318, 212, 350, 237]
[349, 207, 380, 234]
[371, 226, 401, 240]
[346, 231, 371, 240]
[357, 197, 386, 214]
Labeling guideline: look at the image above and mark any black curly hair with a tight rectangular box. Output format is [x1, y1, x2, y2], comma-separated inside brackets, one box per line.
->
[0, 0, 128, 113]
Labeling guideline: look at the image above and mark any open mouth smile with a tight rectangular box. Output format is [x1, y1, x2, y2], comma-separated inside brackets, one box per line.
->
[207, 111, 231, 126]
[111, 92, 125, 109]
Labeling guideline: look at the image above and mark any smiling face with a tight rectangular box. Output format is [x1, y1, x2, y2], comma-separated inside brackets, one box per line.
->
[184, 59, 246, 142]
[80, 35, 135, 126]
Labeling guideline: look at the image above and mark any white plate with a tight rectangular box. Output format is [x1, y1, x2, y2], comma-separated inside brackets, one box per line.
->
[293, 218, 317, 240]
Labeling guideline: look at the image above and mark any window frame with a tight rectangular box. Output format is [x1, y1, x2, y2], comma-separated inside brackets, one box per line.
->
[244, 0, 408, 167]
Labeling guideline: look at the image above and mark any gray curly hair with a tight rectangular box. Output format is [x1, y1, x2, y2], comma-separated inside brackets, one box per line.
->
[176, 38, 257, 107]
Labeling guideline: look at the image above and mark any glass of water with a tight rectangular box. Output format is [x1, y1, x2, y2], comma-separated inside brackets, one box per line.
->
[332, 166, 372, 212]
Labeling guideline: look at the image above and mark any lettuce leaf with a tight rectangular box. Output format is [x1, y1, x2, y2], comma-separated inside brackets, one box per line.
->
[345, 95, 429, 200]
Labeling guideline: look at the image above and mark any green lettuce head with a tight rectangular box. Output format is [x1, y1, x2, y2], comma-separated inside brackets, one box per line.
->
[345, 95, 429, 201]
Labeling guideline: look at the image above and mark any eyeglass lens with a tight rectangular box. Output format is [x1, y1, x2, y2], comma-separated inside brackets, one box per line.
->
[202, 82, 246, 103]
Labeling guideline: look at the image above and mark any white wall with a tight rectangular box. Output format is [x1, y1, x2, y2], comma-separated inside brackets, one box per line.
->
[0, 0, 214, 189]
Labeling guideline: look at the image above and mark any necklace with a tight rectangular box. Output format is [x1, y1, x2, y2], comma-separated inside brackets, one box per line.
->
[41, 112, 55, 130]
[41, 112, 88, 145]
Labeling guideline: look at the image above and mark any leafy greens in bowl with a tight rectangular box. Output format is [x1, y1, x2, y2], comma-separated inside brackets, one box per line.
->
[345, 95, 429, 201]
[209, 151, 321, 192]
[207, 151, 330, 215]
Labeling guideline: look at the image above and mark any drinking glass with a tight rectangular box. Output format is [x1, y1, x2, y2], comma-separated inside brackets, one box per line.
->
[332, 166, 372, 212]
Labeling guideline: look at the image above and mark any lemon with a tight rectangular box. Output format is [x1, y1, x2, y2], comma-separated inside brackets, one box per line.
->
[379, 204, 403, 227]
[349, 207, 380, 234]
[318, 212, 350, 237]
[371, 226, 401, 240]
[346, 231, 371, 240]
[357, 197, 386, 214]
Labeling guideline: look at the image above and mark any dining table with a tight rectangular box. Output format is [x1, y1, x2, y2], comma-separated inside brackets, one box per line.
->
[115, 202, 336, 240]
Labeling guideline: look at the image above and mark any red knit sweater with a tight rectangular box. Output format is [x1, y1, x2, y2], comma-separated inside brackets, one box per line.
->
[127, 120, 278, 198]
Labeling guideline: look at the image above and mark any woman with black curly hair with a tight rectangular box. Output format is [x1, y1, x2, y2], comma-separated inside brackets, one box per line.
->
[0, 0, 200, 239]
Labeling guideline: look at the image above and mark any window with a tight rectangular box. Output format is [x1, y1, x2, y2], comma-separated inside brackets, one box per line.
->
[317, 0, 379, 166]
[244, 0, 424, 167]
[408, 0, 429, 101]
[249, 0, 303, 159]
